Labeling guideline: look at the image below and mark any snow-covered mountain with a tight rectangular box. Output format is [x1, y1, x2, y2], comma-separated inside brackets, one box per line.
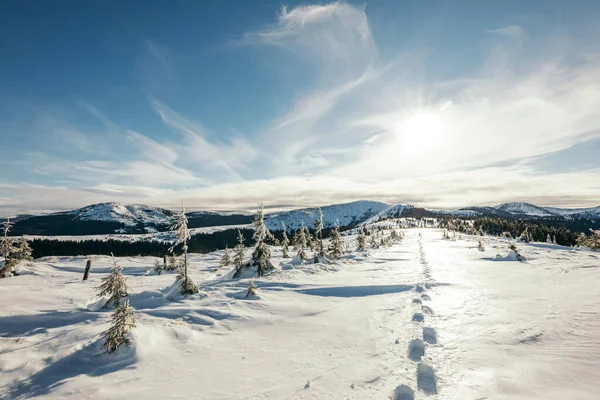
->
[264, 200, 391, 231]
[69, 203, 174, 227]
[494, 202, 554, 217]
[6, 200, 600, 236]
[543, 206, 600, 219]
[494, 202, 600, 218]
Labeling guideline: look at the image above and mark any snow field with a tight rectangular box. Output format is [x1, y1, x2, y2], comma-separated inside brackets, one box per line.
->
[1, 229, 599, 399]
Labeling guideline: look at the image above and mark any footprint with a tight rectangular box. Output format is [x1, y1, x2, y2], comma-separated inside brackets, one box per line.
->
[421, 305, 434, 315]
[412, 298, 422, 304]
[415, 284, 426, 293]
[420, 293, 431, 301]
[412, 312, 424, 323]
[417, 362, 438, 394]
[391, 384, 415, 400]
[423, 327, 437, 344]
[408, 338, 425, 361]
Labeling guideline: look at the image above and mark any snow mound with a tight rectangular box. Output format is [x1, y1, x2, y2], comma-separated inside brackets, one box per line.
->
[493, 250, 526, 262]
[83, 296, 110, 311]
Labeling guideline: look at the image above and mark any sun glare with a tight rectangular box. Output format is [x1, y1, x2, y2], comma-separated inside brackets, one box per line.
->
[396, 112, 444, 153]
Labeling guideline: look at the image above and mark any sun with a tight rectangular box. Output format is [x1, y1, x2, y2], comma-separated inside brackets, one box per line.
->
[395, 112, 444, 153]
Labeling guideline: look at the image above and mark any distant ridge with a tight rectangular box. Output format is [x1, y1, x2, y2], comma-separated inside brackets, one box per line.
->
[3, 200, 599, 236]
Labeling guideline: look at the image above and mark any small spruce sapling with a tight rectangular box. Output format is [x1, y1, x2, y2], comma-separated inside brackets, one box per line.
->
[246, 280, 257, 298]
[508, 243, 526, 261]
[477, 239, 485, 252]
[96, 253, 130, 307]
[169, 204, 199, 295]
[220, 246, 232, 268]
[233, 229, 246, 276]
[13, 236, 33, 263]
[249, 202, 274, 277]
[102, 300, 137, 354]
[293, 221, 308, 261]
[313, 208, 325, 256]
[0, 218, 18, 277]
[327, 223, 344, 259]
[281, 221, 290, 258]
[357, 229, 366, 251]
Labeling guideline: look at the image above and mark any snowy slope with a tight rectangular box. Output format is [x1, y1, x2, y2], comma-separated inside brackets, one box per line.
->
[70, 203, 174, 226]
[544, 206, 600, 218]
[1, 229, 599, 399]
[362, 204, 412, 224]
[264, 200, 391, 231]
[494, 202, 555, 217]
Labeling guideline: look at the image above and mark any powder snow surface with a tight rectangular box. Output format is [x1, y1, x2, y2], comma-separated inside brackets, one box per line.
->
[1, 229, 599, 399]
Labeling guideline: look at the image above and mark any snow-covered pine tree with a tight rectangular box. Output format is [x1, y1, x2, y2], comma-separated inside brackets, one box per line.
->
[370, 233, 378, 249]
[294, 221, 308, 260]
[153, 258, 163, 274]
[12, 236, 33, 262]
[96, 253, 130, 307]
[0, 218, 18, 278]
[313, 208, 324, 256]
[166, 254, 178, 271]
[508, 243, 526, 261]
[520, 227, 532, 243]
[327, 223, 344, 259]
[220, 246, 232, 268]
[281, 221, 290, 258]
[357, 229, 366, 251]
[232, 229, 246, 276]
[576, 229, 600, 249]
[552, 235, 557, 245]
[169, 204, 199, 295]
[102, 300, 137, 354]
[246, 280, 257, 298]
[303, 223, 315, 252]
[546, 233, 552, 244]
[249, 202, 274, 277]
[477, 239, 485, 251]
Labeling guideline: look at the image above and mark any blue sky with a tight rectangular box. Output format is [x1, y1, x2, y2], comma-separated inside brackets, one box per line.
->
[1, 0, 600, 215]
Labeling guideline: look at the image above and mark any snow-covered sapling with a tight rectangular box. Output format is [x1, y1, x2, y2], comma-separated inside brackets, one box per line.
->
[165, 254, 179, 271]
[12, 236, 33, 263]
[356, 229, 366, 251]
[370, 234, 378, 249]
[102, 300, 137, 354]
[153, 258, 163, 275]
[327, 223, 344, 259]
[477, 239, 485, 252]
[96, 253, 130, 307]
[293, 221, 308, 261]
[281, 221, 290, 258]
[246, 280, 257, 298]
[169, 204, 199, 295]
[0, 218, 18, 278]
[313, 208, 325, 256]
[249, 202, 275, 277]
[509, 243, 526, 261]
[220, 246, 232, 268]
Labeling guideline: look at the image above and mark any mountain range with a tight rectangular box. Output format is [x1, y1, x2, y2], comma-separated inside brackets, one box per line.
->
[3, 201, 599, 236]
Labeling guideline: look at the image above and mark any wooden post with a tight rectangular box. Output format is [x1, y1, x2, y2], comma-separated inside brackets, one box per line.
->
[83, 259, 92, 280]
[163, 255, 167, 269]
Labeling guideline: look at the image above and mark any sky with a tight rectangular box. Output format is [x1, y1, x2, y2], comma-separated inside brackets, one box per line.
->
[1, 0, 600, 215]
